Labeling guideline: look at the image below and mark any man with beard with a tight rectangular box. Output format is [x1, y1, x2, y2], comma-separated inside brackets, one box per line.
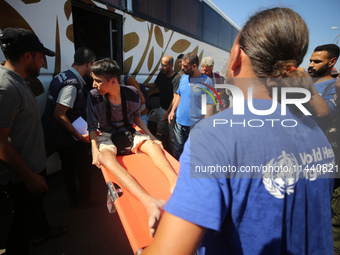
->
[141, 8, 334, 255]
[145, 55, 180, 155]
[0, 27, 68, 255]
[42, 47, 98, 208]
[308, 44, 339, 131]
[168, 52, 214, 160]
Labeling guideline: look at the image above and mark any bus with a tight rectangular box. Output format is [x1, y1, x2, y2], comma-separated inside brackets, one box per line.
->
[0, 0, 239, 172]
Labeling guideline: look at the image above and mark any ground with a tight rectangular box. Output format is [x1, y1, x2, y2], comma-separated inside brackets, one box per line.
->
[0, 169, 134, 255]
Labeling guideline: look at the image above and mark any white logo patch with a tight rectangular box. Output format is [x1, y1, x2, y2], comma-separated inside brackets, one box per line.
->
[262, 151, 300, 199]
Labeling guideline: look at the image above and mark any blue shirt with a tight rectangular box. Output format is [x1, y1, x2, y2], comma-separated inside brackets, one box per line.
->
[314, 78, 337, 131]
[176, 74, 214, 127]
[165, 99, 335, 255]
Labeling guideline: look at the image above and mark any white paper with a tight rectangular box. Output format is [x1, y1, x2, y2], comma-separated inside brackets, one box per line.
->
[72, 117, 88, 140]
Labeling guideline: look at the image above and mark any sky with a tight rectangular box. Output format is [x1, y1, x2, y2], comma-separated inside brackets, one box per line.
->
[211, 0, 340, 72]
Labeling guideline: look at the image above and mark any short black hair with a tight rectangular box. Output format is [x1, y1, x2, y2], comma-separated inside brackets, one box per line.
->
[91, 58, 121, 83]
[73, 47, 96, 66]
[1, 48, 28, 64]
[314, 44, 340, 60]
[182, 52, 199, 66]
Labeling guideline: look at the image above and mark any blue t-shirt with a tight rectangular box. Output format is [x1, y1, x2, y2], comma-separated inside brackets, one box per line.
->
[165, 99, 335, 255]
[314, 78, 337, 131]
[176, 74, 214, 127]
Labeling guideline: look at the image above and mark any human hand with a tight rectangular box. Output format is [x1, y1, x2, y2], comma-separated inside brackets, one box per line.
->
[92, 151, 101, 169]
[80, 134, 90, 143]
[168, 112, 174, 124]
[24, 172, 49, 194]
[160, 114, 168, 122]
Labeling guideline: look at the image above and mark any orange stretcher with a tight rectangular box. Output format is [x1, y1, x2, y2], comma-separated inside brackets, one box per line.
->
[100, 150, 180, 254]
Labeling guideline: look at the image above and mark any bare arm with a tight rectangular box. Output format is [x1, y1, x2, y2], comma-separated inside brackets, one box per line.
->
[0, 127, 48, 193]
[141, 212, 206, 255]
[134, 117, 159, 142]
[161, 93, 177, 121]
[205, 104, 214, 118]
[168, 94, 181, 124]
[335, 74, 340, 105]
[143, 82, 157, 88]
[308, 85, 330, 118]
[53, 103, 89, 143]
[89, 130, 101, 168]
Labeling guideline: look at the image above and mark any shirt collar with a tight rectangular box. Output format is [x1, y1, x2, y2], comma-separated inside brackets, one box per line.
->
[69, 67, 86, 86]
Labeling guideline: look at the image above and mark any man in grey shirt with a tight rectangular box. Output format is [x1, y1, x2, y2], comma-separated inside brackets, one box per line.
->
[0, 28, 67, 254]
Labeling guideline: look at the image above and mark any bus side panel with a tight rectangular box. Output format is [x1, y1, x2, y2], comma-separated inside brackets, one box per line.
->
[0, 0, 76, 175]
[122, 13, 231, 83]
[0, 0, 75, 114]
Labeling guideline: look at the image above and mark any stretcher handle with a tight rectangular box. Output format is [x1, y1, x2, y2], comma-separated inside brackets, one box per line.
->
[107, 181, 123, 213]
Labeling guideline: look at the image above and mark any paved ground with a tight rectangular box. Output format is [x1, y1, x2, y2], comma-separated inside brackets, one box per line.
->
[0, 169, 134, 255]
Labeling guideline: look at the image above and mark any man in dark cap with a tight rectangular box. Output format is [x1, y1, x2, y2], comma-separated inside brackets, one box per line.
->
[0, 28, 67, 255]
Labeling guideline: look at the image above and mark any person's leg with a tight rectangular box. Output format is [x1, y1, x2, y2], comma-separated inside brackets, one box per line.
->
[168, 115, 176, 156]
[173, 121, 181, 160]
[139, 140, 177, 193]
[2, 178, 49, 255]
[31, 170, 50, 240]
[173, 121, 190, 160]
[157, 107, 168, 136]
[97, 148, 165, 237]
[56, 146, 79, 204]
[157, 107, 172, 153]
[76, 145, 95, 202]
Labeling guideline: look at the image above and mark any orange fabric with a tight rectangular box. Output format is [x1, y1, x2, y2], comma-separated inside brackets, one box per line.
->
[287, 66, 296, 74]
[100, 150, 179, 253]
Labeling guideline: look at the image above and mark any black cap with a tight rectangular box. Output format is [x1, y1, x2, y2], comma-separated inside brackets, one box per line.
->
[0, 27, 55, 57]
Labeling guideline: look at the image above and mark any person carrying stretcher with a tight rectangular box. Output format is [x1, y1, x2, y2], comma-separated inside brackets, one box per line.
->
[86, 59, 178, 237]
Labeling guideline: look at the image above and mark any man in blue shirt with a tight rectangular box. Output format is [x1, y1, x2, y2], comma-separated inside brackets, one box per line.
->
[308, 44, 339, 132]
[168, 52, 214, 160]
[142, 7, 334, 255]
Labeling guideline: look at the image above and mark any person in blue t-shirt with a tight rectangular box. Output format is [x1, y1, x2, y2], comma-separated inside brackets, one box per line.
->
[308, 44, 339, 132]
[168, 52, 215, 160]
[141, 7, 335, 255]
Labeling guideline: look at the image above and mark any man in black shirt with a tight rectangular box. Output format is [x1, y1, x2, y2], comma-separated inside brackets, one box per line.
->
[144, 55, 180, 155]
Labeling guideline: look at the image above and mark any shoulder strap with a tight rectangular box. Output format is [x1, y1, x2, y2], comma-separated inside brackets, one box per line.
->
[120, 86, 134, 132]
[104, 86, 135, 133]
[104, 94, 112, 125]
[124, 75, 130, 85]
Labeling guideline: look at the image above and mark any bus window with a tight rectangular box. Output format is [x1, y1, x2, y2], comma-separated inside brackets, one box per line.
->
[71, 4, 122, 66]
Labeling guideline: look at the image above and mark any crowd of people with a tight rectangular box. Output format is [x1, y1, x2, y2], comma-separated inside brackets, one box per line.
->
[0, 6, 340, 255]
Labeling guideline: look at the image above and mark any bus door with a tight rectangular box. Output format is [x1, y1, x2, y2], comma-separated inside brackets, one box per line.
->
[71, 2, 123, 67]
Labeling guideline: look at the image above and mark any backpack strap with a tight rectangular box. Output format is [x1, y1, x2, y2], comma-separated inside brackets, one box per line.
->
[120, 86, 135, 134]
[123, 75, 130, 85]
[104, 86, 135, 134]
